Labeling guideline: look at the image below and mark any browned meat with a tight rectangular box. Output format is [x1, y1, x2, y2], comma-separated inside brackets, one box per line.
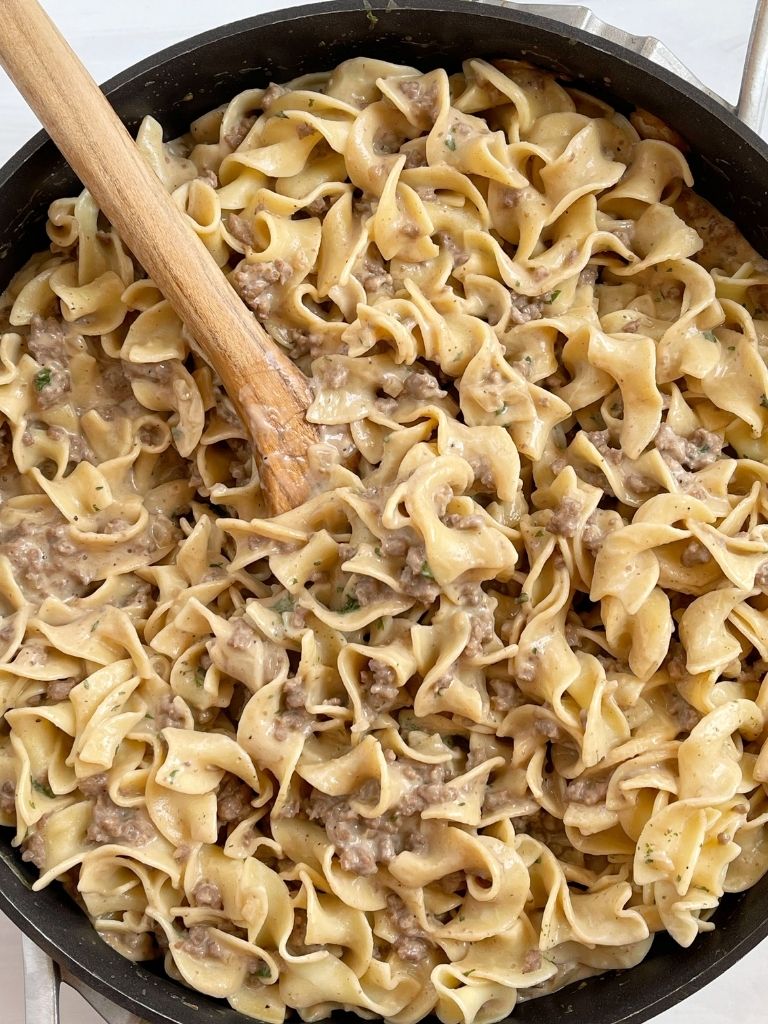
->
[177, 925, 227, 960]
[399, 545, 440, 603]
[585, 429, 623, 464]
[655, 424, 723, 473]
[46, 425, 94, 464]
[433, 230, 469, 268]
[80, 773, 109, 797]
[28, 315, 67, 365]
[216, 774, 253, 826]
[272, 704, 313, 741]
[582, 512, 611, 554]
[443, 512, 484, 530]
[547, 496, 583, 538]
[261, 82, 288, 111]
[509, 291, 546, 324]
[283, 677, 307, 710]
[87, 792, 154, 846]
[21, 829, 45, 868]
[305, 195, 330, 217]
[353, 575, 395, 607]
[157, 695, 187, 730]
[47, 677, 78, 701]
[464, 609, 495, 658]
[224, 116, 256, 149]
[191, 879, 223, 910]
[227, 213, 253, 247]
[359, 254, 393, 295]
[403, 371, 446, 399]
[228, 618, 257, 650]
[306, 763, 446, 876]
[399, 79, 438, 122]
[681, 540, 711, 567]
[0, 779, 15, 816]
[28, 317, 72, 409]
[668, 690, 701, 733]
[386, 893, 434, 963]
[1, 520, 94, 602]
[231, 259, 292, 317]
[488, 678, 524, 714]
[522, 949, 543, 973]
[360, 658, 400, 713]
[565, 775, 610, 805]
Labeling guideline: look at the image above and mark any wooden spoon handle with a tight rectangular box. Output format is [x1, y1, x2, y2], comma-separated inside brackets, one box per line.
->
[0, 0, 318, 515]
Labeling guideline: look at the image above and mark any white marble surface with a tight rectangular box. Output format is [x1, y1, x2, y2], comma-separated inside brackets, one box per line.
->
[0, 0, 765, 1021]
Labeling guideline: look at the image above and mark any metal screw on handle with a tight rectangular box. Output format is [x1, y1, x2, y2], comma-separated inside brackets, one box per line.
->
[739, 0, 768, 133]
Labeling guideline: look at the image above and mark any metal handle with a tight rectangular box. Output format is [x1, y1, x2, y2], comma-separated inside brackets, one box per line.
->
[22, 934, 144, 1022]
[739, 0, 768, 132]
[508, 0, 768, 137]
[22, 936, 60, 1024]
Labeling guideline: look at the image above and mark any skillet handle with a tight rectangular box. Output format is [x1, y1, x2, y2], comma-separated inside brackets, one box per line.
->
[503, 1, 768, 137]
[738, 0, 768, 133]
[22, 934, 60, 1024]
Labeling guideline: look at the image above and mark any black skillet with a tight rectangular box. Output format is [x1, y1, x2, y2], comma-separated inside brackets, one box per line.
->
[1, 2, 768, 1022]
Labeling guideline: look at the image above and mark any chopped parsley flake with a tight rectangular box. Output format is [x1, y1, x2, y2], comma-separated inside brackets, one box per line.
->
[167, 769, 179, 784]
[363, 1, 378, 27]
[445, 135, 456, 151]
[549, 289, 561, 302]
[495, 404, 507, 416]
[32, 779, 54, 799]
[420, 561, 434, 578]
[195, 667, 206, 687]
[703, 330, 718, 343]
[274, 596, 294, 614]
[516, 592, 530, 604]
[340, 596, 360, 613]
[255, 962, 271, 979]
[34, 367, 52, 391]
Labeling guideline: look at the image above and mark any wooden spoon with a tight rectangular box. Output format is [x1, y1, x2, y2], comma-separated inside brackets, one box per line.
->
[0, 0, 319, 515]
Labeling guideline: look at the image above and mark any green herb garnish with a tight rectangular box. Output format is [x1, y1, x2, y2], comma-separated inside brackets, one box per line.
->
[340, 596, 360, 613]
[195, 667, 206, 688]
[274, 596, 294, 614]
[549, 289, 561, 302]
[420, 562, 434, 578]
[34, 367, 52, 391]
[516, 592, 530, 604]
[32, 779, 54, 799]
[703, 330, 718, 343]
[445, 135, 456, 151]
[363, 0, 378, 27]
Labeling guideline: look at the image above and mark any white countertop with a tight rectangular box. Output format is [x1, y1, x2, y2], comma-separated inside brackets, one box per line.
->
[0, 0, 765, 1021]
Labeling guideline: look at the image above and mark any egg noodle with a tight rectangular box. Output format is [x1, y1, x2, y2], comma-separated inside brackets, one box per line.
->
[1, 56, 768, 1024]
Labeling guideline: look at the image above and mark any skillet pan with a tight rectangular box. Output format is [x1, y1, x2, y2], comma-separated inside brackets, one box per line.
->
[1, 2, 768, 1021]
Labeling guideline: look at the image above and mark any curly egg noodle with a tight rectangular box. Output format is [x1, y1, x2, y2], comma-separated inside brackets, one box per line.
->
[1, 54, 768, 1023]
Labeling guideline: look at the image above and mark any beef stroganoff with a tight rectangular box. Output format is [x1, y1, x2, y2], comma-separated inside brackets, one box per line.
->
[2, 55, 768, 1023]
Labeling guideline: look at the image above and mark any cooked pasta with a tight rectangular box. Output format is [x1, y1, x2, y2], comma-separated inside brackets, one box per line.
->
[1, 55, 768, 1024]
